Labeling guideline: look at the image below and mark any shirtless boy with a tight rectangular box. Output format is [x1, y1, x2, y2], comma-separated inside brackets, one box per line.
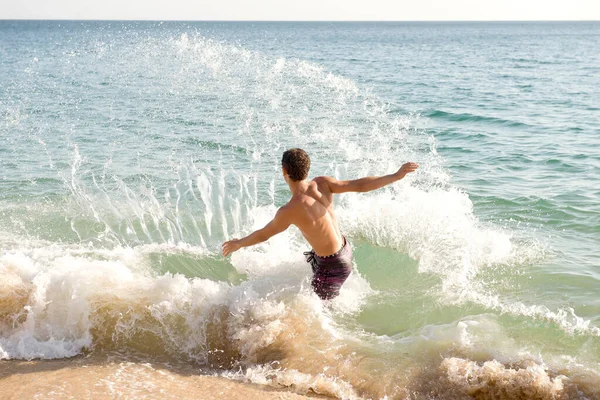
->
[222, 148, 418, 300]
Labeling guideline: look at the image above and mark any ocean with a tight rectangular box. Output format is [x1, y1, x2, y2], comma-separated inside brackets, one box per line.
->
[0, 20, 599, 399]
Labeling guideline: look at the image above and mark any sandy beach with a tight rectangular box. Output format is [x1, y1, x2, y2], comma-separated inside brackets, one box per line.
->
[0, 354, 322, 400]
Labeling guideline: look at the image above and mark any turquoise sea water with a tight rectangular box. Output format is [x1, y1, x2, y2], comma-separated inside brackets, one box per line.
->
[1, 21, 599, 398]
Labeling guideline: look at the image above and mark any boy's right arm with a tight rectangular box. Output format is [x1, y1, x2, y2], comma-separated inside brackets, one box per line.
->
[222, 207, 292, 256]
[319, 162, 418, 194]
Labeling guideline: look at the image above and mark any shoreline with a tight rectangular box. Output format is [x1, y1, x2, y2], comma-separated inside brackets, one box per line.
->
[0, 354, 324, 400]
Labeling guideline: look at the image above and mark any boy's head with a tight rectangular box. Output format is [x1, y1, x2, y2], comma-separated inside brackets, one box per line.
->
[281, 148, 310, 182]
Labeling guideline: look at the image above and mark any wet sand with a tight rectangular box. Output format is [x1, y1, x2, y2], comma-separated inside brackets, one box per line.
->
[0, 354, 322, 400]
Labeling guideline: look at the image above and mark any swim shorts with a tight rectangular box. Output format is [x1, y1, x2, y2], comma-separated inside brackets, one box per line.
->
[303, 237, 353, 300]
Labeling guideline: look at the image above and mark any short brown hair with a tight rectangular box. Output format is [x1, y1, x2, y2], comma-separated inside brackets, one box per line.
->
[281, 148, 310, 181]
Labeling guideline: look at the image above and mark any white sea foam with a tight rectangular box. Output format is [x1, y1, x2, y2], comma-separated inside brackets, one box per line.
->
[224, 365, 360, 399]
[0, 233, 364, 361]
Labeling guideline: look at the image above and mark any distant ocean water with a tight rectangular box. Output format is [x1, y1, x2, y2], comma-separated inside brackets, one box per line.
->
[0, 21, 599, 399]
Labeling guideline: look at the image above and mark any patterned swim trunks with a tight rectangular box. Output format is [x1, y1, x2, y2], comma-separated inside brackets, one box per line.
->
[304, 236, 353, 300]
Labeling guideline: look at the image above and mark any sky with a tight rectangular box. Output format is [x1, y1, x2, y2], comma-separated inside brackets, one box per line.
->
[1, 0, 599, 21]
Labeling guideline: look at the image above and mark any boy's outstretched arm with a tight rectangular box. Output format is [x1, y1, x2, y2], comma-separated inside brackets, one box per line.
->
[319, 162, 418, 194]
[222, 207, 291, 256]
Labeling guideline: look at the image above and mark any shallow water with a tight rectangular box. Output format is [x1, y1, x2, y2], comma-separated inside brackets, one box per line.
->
[0, 21, 599, 399]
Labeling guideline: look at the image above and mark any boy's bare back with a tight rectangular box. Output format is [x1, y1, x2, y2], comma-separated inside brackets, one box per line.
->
[283, 178, 344, 257]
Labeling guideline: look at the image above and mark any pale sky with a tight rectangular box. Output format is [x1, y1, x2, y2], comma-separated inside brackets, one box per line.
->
[1, 0, 599, 21]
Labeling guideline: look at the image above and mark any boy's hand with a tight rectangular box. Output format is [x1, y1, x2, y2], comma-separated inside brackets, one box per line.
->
[396, 162, 419, 178]
[222, 239, 242, 257]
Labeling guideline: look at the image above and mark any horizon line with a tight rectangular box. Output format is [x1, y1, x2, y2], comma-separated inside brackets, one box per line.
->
[1, 18, 599, 23]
